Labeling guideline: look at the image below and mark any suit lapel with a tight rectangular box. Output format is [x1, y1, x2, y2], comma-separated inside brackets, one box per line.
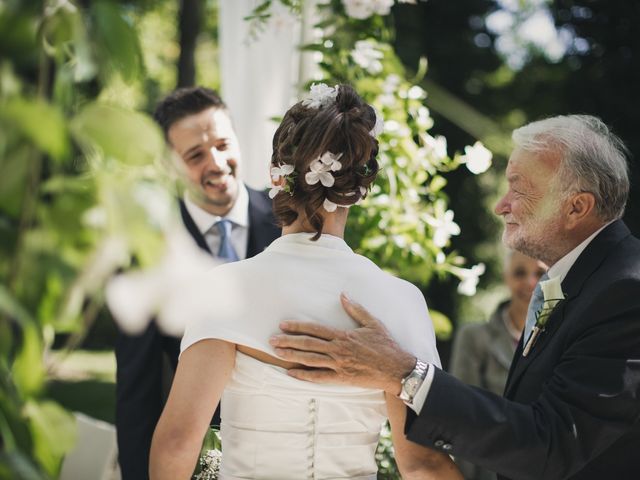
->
[504, 220, 631, 397]
[246, 187, 279, 258]
[179, 199, 212, 254]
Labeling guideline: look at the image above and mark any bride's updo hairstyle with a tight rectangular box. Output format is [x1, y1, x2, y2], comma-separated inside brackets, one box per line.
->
[271, 84, 380, 240]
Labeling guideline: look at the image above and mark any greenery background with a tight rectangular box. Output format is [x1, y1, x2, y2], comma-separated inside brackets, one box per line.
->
[1, 0, 638, 478]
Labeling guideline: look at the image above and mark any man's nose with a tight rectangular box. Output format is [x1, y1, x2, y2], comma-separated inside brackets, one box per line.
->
[494, 194, 509, 215]
[207, 147, 227, 171]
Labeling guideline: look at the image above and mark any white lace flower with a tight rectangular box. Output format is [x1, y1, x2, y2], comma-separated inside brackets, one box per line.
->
[318, 151, 343, 171]
[302, 83, 339, 109]
[352, 40, 384, 74]
[369, 107, 384, 138]
[270, 164, 294, 180]
[463, 141, 492, 174]
[305, 159, 335, 187]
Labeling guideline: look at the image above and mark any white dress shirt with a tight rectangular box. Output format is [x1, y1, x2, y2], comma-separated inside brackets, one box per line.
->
[183, 183, 249, 260]
[408, 221, 613, 415]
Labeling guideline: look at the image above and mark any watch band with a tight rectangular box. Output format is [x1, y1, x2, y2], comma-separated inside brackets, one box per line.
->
[399, 359, 429, 403]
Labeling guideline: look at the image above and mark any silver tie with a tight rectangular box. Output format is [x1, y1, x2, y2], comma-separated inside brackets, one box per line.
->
[524, 273, 549, 342]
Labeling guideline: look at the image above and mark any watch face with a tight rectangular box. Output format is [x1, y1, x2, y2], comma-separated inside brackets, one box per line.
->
[404, 376, 420, 392]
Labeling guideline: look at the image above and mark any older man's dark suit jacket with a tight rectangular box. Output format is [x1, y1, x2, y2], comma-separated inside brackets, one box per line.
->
[115, 187, 280, 480]
[406, 220, 640, 480]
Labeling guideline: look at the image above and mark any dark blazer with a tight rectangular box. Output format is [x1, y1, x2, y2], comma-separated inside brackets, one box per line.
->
[405, 220, 640, 480]
[115, 187, 280, 480]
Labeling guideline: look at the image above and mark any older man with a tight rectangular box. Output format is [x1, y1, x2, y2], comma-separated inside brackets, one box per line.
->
[271, 115, 640, 480]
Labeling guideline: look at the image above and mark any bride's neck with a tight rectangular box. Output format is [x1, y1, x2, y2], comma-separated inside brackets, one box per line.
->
[282, 208, 348, 238]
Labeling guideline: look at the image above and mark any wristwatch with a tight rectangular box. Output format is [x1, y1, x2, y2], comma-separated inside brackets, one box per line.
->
[398, 359, 429, 403]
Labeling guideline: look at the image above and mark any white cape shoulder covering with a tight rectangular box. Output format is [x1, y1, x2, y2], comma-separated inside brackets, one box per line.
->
[180, 233, 441, 368]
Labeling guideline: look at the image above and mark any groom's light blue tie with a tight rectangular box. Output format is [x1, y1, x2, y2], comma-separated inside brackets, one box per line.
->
[524, 273, 549, 342]
[215, 219, 239, 262]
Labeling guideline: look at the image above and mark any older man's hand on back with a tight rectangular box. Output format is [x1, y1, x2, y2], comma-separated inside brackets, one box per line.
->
[269, 293, 416, 395]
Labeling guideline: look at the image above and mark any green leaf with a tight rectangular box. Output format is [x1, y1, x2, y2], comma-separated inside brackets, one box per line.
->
[429, 309, 453, 341]
[70, 103, 164, 165]
[23, 400, 77, 478]
[0, 144, 31, 217]
[11, 324, 44, 398]
[0, 450, 47, 480]
[0, 286, 34, 328]
[91, 1, 143, 82]
[0, 98, 69, 160]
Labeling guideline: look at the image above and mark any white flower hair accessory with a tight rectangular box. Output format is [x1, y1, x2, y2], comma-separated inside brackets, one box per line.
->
[269, 163, 296, 199]
[302, 83, 339, 109]
[369, 107, 384, 138]
[305, 151, 343, 187]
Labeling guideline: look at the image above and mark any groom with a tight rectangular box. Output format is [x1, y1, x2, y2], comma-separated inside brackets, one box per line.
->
[115, 87, 280, 480]
[271, 115, 640, 479]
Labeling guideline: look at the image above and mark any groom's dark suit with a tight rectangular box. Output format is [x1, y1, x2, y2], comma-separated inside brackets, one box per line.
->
[405, 220, 640, 480]
[115, 187, 280, 480]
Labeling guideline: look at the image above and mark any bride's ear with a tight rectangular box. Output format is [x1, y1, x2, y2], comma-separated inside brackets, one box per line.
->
[271, 176, 285, 187]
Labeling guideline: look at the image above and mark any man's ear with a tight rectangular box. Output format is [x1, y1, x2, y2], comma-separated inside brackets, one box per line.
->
[566, 191, 596, 228]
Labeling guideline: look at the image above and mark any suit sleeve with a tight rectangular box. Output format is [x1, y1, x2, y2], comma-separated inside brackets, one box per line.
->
[405, 281, 640, 480]
[115, 323, 165, 480]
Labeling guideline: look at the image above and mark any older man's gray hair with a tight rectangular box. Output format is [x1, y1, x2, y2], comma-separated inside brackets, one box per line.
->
[512, 114, 630, 221]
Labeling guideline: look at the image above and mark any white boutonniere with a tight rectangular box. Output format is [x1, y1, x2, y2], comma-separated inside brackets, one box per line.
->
[523, 276, 565, 357]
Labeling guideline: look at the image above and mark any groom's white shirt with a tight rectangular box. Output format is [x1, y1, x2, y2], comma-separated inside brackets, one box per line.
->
[407, 221, 612, 414]
[183, 182, 249, 259]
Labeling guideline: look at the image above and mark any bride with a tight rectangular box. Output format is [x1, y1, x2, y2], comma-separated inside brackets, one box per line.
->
[149, 84, 462, 479]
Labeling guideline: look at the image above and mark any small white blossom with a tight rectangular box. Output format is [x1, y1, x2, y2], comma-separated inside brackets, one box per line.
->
[352, 40, 384, 74]
[424, 134, 447, 160]
[302, 83, 338, 109]
[407, 85, 426, 100]
[270, 164, 294, 180]
[268, 185, 283, 199]
[456, 263, 486, 296]
[318, 151, 343, 171]
[305, 159, 335, 188]
[323, 198, 338, 212]
[427, 210, 460, 247]
[463, 141, 493, 174]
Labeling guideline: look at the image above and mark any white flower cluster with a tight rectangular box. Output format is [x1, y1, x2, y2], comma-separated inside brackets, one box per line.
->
[270, 150, 368, 213]
[193, 449, 222, 480]
[352, 39, 383, 74]
[342, 0, 394, 19]
[302, 83, 339, 109]
[269, 164, 295, 199]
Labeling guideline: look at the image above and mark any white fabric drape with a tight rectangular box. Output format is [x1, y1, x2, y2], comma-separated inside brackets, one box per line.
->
[219, 1, 320, 189]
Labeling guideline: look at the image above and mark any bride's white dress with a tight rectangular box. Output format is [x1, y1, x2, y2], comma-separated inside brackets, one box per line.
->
[181, 233, 441, 479]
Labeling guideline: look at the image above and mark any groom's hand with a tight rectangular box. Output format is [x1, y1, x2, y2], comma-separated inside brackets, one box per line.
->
[269, 293, 416, 394]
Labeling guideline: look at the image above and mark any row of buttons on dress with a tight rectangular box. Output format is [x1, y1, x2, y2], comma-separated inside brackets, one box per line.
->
[307, 398, 317, 479]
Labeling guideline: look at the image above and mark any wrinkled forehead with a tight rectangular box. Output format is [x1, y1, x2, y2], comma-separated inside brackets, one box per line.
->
[506, 147, 560, 184]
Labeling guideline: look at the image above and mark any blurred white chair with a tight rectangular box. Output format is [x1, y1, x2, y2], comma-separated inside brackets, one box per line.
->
[59, 412, 121, 480]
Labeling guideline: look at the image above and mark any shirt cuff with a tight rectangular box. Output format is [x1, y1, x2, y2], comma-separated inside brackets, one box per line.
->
[405, 362, 435, 414]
